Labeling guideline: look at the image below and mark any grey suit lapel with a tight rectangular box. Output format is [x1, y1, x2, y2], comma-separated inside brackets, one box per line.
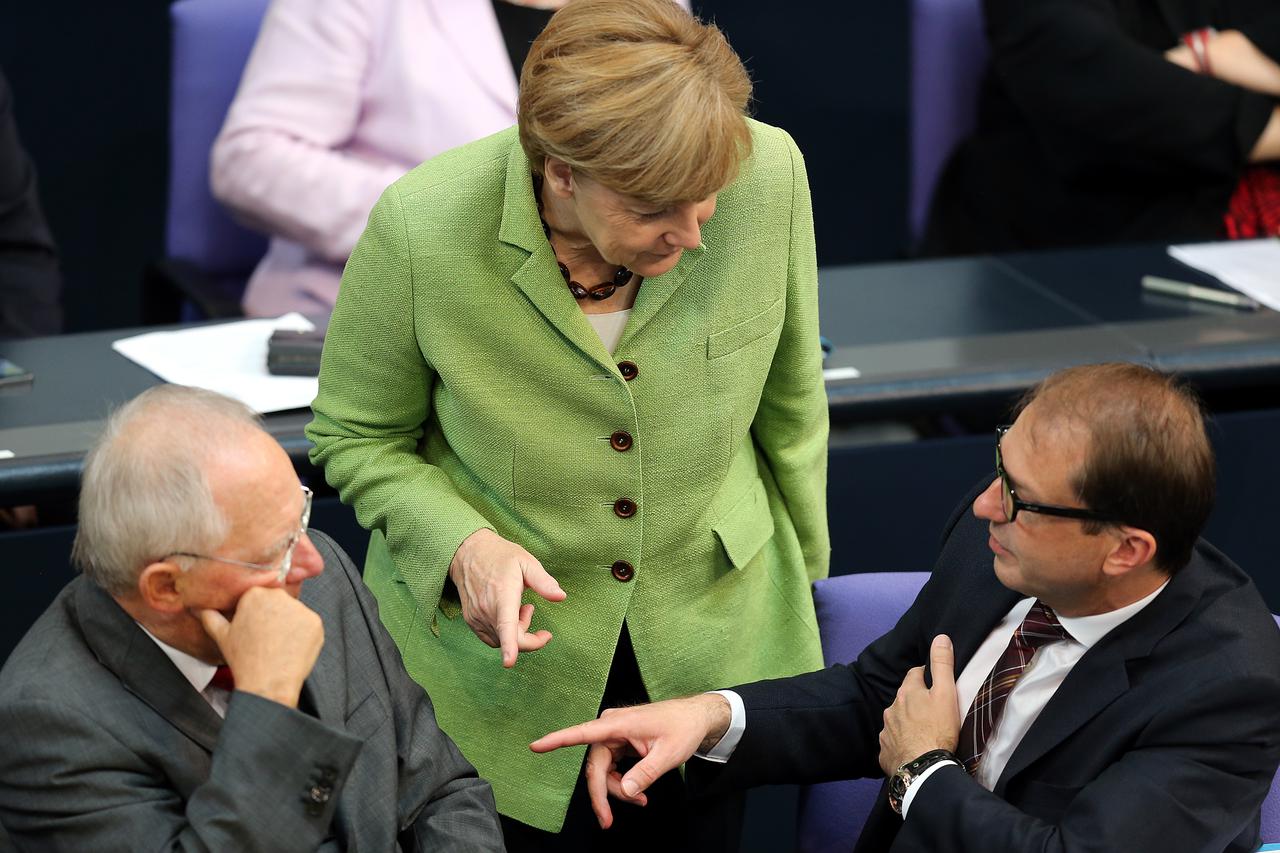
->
[74, 579, 223, 753]
[995, 571, 1199, 792]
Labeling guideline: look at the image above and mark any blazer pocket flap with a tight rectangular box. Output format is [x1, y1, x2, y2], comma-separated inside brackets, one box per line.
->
[712, 478, 775, 570]
[706, 298, 784, 360]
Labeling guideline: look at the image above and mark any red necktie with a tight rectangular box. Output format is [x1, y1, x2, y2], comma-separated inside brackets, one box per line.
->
[208, 665, 235, 693]
[956, 600, 1068, 775]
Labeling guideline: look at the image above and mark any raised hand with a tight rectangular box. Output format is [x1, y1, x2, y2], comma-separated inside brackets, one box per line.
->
[199, 586, 325, 709]
[449, 528, 567, 667]
[530, 694, 731, 829]
[878, 634, 960, 774]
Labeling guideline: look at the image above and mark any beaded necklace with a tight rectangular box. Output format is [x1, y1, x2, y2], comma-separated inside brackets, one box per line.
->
[533, 174, 634, 301]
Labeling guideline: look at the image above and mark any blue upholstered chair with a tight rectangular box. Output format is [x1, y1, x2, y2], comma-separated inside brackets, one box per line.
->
[1263, 614, 1280, 846]
[908, 0, 988, 248]
[798, 571, 930, 853]
[148, 0, 269, 320]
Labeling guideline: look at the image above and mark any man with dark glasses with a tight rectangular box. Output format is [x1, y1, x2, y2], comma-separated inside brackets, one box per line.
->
[0, 385, 503, 851]
[533, 362, 1280, 853]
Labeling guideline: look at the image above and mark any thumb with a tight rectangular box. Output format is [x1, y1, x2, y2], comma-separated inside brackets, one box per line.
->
[522, 559, 566, 602]
[199, 609, 231, 649]
[929, 634, 956, 691]
[619, 749, 670, 800]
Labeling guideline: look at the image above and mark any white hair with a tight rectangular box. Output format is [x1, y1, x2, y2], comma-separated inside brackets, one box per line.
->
[71, 385, 262, 595]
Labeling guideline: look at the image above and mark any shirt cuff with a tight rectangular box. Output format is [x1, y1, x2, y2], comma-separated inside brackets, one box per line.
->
[900, 760, 960, 818]
[694, 690, 745, 764]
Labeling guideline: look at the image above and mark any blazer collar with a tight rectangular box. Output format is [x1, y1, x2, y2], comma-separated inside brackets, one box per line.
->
[498, 138, 708, 369]
[994, 564, 1202, 792]
[74, 579, 224, 753]
[427, 0, 518, 114]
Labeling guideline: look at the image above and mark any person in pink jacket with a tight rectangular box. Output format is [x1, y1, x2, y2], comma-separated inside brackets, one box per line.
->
[211, 0, 691, 317]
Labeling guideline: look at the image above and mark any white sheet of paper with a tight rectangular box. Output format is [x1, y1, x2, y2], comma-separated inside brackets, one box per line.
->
[823, 366, 862, 381]
[112, 314, 319, 414]
[1168, 239, 1280, 310]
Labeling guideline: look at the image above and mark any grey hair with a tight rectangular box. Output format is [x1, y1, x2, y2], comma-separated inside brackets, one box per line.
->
[71, 385, 263, 595]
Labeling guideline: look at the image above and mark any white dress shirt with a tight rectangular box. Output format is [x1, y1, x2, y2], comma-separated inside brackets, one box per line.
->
[139, 626, 233, 719]
[706, 581, 1169, 817]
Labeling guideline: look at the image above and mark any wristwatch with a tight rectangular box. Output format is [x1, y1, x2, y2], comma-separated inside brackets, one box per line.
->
[887, 749, 960, 816]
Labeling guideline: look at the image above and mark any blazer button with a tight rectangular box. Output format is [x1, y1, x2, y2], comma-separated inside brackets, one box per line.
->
[618, 361, 639, 381]
[611, 560, 635, 582]
[610, 431, 633, 452]
[614, 498, 637, 518]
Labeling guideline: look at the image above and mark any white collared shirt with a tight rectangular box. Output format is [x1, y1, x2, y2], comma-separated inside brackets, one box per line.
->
[138, 626, 232, 719]
[703, 581, 1169, 818]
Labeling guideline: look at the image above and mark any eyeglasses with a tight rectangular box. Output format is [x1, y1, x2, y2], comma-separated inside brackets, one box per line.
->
[995, 427, 1116, 524]
[169, 485, 313, 583]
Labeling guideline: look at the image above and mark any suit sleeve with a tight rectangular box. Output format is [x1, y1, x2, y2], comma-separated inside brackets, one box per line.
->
[983, 0, 1276, 180]
[306, 184, 493, 618]
[0, 692, 362, 852]
[688, 575, 944, 794]
[749, 130, 830, 584]
[210, 0, 405, 262]
[898, 667, 1280, 852]
[321, 535, 504, 852]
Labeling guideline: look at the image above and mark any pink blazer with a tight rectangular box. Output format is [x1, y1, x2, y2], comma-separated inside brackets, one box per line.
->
[212, 0, 690, 317]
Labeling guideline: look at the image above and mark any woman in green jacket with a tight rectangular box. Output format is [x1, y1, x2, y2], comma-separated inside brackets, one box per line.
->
[307, 0, 829, 847]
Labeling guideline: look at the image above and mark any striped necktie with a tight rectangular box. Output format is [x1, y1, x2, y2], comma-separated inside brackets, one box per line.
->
[956, 600, 1068, 775]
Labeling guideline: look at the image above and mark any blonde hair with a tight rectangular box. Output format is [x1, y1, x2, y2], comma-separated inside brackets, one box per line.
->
[518, 0, 752, 206]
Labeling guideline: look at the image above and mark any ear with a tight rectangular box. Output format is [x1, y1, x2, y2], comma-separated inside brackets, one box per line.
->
[136, 560, 188, 614]
[1101, 526, 1158, 578]
[542, 157, 574, 198]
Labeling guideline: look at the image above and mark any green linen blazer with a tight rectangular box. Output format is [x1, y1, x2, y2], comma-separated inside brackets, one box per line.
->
[307, 121, 829, 831]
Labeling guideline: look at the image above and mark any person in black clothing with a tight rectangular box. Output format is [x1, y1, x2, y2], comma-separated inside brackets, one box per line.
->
[923, 0, 1280, 256]
[0, 66, 61, 338]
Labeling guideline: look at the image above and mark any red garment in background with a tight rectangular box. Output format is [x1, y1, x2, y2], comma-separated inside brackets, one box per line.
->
[1224, 165, 1280, 239]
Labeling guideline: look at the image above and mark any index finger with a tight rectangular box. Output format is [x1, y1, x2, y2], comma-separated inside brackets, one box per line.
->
[494, 583, 527, 668]
[198, 609, 230, 646]
[929, 634, 955, 688]
[530, 718, 615, 753]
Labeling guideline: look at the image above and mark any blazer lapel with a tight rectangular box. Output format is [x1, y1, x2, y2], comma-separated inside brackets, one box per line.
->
[499, 142, 623, 374]
[995, 570, 1202, 793]
[615, 242, 708, 352]
[940, 552, 1025, 676]
[74, 580, 223, 753]
[427, 0, 518, 114]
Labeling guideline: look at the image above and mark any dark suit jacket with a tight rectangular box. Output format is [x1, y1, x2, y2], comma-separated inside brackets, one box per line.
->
[690, 491, 1280, 852]
[0, 66, 60, 338]
[0, 530, 504, 852]
[922, 0, 1280, 255]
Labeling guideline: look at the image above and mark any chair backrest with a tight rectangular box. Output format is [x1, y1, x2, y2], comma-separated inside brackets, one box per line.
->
[166, 0, 270, 275]
[1262, 614, 1280, 844]
[908, 0, 988, 247]
[798, 571, 931, 853]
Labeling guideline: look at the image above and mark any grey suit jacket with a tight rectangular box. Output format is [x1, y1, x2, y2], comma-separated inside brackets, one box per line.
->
[0, 530, 504, 852]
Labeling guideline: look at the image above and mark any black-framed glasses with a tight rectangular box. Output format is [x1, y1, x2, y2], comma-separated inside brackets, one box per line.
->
[995, 427, 1116, 524]
[169, 485, 313, 583]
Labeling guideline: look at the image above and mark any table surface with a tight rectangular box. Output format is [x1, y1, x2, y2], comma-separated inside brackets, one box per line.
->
[820, 242, 1280, 416]
[3, 242, 1278, 501]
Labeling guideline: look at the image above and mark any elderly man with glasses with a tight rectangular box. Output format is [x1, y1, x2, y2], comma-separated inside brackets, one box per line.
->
[532, 362, 1280, 853]
[0, 385, 504, 852]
